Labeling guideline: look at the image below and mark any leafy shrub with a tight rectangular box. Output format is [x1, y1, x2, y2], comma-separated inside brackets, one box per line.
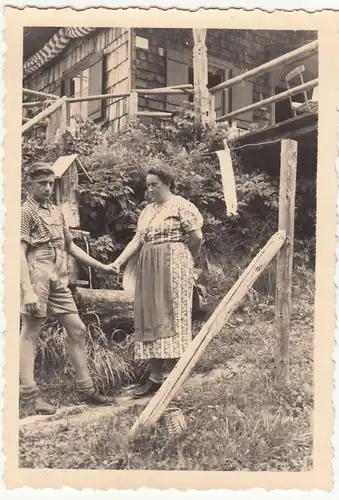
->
[22, 107, 316, 286]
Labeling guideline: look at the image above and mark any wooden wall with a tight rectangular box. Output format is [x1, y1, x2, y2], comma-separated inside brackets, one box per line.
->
[24, 28, 317, 133]
[134, 28, 317, 128]
[23, 28, 131, 133]
[103, 28, 131, 132]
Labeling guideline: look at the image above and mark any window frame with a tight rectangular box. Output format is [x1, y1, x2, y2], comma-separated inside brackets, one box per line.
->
[187, 54, 232, 119]
[62, 51, 104, 125]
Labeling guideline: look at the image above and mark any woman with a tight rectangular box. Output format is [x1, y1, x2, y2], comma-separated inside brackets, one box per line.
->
[110, 164, 203, 398]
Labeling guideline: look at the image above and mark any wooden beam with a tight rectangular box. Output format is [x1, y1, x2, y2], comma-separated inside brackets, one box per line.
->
[136, 89, 190, 95]
[275, 139, 298, 385]
[66, 92, 131, 103]
[216, 79, 318, 122]
[22, 97, 67, 134]
[22, 101, 43, 108]
[22, 116, 48, 127]
[128, 230, 286, 438]
[210, 40, 318, 94]
[65, 87, 193, 103]
[136, 111, 172, 118]
[136, 86, 193, 95]
[192, 28, 209, 126]
[22, 88, 59, 100]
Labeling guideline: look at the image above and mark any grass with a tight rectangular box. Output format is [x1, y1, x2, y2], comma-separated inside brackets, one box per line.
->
[19, 264, 314, 471]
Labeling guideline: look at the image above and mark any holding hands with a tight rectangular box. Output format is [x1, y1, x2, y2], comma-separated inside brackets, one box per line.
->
[97, 260, 121, 274]
[107, 261, 121, 274]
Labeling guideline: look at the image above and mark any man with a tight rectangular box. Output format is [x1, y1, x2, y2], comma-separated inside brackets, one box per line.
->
[20, 161, 115, 415]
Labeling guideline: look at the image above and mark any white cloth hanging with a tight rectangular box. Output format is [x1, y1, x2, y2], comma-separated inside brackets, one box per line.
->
[216, 144, 238, 216]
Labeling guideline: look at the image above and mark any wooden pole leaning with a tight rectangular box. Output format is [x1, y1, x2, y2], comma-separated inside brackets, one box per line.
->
[22, 96, 68, 135]
[22, 88, 60, 100]
[128, 229, 286, 438]
[275, 139, 298, 385]
[216, 79, 318, 123]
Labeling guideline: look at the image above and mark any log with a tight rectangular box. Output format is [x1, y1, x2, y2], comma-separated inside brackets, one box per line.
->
[73, 287, 134, 321]
[275, 139, 298, 385]
[128, 230, 286, 437]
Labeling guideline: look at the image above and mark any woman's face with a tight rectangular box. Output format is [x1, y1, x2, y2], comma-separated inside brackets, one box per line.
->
[146, 174, 169, 203]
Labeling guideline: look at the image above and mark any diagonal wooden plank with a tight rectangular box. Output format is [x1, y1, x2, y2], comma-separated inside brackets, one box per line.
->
[128, 229, 286, 438]
[22, 96, 67, 134]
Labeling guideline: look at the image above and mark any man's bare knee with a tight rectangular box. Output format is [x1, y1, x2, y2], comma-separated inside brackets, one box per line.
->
[60, 314, 87, 344]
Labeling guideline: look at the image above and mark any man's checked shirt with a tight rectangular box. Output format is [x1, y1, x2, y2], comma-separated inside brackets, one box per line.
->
[21, 196, 73, 248]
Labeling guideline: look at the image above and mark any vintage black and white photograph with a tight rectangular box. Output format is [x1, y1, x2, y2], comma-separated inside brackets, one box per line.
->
[17, 23, 320, 472]
[0, 5, 335, 488]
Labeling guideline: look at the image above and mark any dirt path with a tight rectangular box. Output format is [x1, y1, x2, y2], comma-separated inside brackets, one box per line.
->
[19, 356, 246, 432]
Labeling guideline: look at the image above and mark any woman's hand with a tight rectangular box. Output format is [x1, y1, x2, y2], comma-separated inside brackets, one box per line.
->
[106, 261, 121, 274]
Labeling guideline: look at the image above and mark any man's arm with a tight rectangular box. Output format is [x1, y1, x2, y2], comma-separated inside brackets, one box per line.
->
[62, 211, 111, 272]
[66, 241, 111, 272]
[20, 241, 40, 316]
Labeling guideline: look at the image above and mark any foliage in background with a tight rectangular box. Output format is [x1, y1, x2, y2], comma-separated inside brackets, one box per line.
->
[22, 105, 316, 291]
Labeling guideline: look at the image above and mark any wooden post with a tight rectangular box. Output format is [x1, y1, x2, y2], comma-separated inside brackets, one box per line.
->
[192, 29, 210, 126]
[275, 139, 298, 385]
[59, 100, 68, 133]
[128, 91, 138, 120]
[128, 230, 286, 438]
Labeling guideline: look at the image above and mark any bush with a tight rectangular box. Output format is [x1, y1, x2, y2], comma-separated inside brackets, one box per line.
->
[22, 107, 316, 290]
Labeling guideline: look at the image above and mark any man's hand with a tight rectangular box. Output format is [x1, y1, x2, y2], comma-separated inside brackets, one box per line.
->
[23, 291, 41, 317]
[105, 261, 121, 274]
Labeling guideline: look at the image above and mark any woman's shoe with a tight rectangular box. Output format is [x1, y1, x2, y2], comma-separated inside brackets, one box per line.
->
[133, 379, 162, 398]
[82, 391, 116, 405]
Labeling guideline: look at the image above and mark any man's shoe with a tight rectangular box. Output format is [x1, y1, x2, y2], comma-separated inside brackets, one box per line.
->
[35, 396, 57, 415]
[133, 379, 162, 399]
[82, 391, 115, 406]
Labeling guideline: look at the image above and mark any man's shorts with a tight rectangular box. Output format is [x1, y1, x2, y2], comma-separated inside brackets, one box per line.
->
[20, 245, 78, 318]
